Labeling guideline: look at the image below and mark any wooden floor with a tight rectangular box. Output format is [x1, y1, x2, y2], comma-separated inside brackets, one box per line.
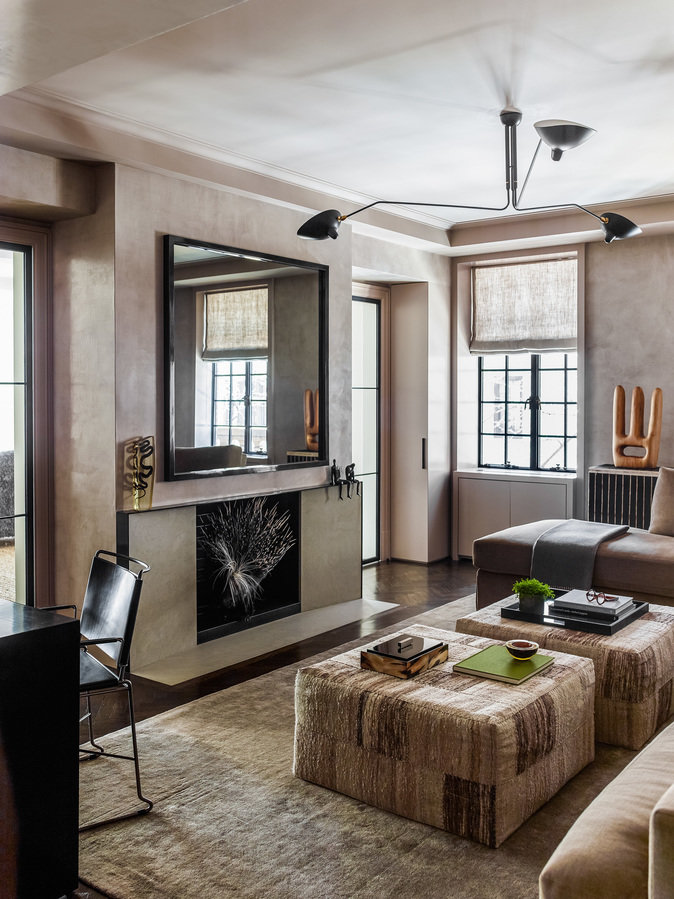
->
[75, 558, 476, 899]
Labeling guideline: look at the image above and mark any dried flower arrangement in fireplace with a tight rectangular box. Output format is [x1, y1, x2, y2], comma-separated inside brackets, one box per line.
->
[199, 497, 296, 617]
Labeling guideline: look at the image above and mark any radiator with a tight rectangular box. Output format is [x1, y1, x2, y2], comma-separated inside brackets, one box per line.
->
[588, 466, 659, 529]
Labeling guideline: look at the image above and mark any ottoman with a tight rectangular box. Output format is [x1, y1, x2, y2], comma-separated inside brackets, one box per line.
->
[293, 625, 595, 847]
[455, 600, 674, 749]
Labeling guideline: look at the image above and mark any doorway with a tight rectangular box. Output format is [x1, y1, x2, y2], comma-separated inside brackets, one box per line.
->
[352, 283, 390, 563]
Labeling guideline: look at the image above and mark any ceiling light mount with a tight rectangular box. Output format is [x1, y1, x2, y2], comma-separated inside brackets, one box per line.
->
[297, 108, 641, 243]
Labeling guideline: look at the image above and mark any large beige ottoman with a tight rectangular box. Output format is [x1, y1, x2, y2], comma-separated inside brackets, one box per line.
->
[293, 625, 595, 848]
[455, 600, 674, 750]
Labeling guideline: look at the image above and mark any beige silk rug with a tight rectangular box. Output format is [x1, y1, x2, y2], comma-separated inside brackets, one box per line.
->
[79, 595, 638, 899]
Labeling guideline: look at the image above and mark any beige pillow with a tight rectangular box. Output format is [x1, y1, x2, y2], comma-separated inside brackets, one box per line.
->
[649, 467, 674, 536]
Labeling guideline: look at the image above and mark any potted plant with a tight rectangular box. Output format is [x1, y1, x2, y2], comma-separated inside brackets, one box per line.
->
[512, 577, 555, 613]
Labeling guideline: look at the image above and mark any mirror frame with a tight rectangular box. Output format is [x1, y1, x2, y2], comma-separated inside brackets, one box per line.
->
[163, 234, 329, 481]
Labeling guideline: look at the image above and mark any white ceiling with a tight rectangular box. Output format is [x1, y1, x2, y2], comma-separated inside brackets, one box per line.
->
[4, 0, 674, 229]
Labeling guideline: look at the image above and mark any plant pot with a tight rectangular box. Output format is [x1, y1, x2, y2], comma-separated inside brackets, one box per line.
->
[517, 592, 547, 614]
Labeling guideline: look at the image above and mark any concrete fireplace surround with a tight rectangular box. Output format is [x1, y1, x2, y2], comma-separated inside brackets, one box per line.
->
[117, 484, 363, 673]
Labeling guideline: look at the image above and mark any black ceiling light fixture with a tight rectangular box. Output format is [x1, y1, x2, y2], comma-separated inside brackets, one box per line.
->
[297, 108, 641, 245]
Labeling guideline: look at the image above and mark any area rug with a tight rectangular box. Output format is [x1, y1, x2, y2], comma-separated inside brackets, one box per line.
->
[79, 595, 637, 898]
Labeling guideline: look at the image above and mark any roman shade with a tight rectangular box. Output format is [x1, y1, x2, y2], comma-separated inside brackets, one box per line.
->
[470, 258, 577, 354]
[202, 286, 268, 360]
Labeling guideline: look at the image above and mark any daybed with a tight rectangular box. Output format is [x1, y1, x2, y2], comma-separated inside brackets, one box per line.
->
[473, 518, 674, 609]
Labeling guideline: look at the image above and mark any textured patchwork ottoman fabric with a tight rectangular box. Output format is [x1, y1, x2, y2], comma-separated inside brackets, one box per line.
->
[293, 626, 595, 848]
[455, 600, 674, 750]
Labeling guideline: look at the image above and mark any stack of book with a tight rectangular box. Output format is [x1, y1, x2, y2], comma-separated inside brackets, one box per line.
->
[549, 589, 635, 622]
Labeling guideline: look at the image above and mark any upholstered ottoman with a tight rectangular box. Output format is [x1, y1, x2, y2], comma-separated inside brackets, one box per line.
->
[455, 600, 674, 750]
[293, 625, 595, 848]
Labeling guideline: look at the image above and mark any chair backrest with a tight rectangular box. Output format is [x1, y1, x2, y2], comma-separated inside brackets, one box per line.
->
[79, 550, 150, 674]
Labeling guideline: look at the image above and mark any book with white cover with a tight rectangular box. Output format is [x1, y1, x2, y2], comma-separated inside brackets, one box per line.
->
[551, 589, 634, 620]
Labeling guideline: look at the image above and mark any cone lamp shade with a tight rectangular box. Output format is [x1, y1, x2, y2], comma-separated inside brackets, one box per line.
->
[534, 119, 596, 160]
[599, 212, 642, 243]
[297, 209, 342, 240]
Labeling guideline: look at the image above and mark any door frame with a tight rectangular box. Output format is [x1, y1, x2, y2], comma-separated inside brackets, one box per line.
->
[352, 282, 390, 562]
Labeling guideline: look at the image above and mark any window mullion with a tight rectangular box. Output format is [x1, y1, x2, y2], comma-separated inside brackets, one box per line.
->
[531, 357, 539, 469]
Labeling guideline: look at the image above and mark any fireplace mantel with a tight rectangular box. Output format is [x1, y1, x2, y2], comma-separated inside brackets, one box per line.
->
[117, 484, 362, 669]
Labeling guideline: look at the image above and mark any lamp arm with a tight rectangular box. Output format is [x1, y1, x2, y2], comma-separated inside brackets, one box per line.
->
[512, 196, 605, 223]
[339, 195, 511, 222]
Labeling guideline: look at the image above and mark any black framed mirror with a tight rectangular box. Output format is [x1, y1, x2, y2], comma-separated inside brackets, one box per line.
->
[164, 235, 328, 480]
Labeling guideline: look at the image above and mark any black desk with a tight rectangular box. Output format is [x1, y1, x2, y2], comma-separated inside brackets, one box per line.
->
[0, 600, 79, 899]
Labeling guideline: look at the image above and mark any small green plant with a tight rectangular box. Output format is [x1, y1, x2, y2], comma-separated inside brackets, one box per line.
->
[512, 577, 555, 598]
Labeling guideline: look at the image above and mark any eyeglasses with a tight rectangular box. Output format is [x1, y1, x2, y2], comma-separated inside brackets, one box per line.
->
[585, 590, 620, 605]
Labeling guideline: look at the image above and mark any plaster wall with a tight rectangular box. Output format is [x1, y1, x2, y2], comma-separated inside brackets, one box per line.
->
[51, 164, 117, 605]
[585, 234, 674, 473]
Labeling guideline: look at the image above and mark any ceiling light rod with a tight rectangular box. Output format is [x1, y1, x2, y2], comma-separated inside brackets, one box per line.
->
[297, 108, 641, 244]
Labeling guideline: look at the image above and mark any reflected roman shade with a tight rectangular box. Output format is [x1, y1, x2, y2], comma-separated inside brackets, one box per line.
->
[470, 258, 577, 354]
[202, 286, 268, 360]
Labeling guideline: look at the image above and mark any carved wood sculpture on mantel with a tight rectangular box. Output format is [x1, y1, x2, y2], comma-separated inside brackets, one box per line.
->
[613, 385, 663, 469]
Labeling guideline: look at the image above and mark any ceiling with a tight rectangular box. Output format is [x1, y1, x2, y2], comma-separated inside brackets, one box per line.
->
[3, 0, 674, 231]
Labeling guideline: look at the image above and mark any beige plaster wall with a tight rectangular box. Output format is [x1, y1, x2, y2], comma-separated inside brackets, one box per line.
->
[585, 234, 674, 471]
[51, 164, 117, 605]
[112, 164, 352, 509]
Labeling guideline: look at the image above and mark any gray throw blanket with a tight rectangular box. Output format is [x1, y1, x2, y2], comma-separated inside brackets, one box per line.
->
[530, 519, 629, 590]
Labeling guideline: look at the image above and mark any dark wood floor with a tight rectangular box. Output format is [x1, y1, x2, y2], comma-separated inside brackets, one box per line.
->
[75, 558, 476, 898]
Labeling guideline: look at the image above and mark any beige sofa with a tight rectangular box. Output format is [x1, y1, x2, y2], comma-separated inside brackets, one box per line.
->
[539, 717, 674, 898]
[473, 519, 674, 610]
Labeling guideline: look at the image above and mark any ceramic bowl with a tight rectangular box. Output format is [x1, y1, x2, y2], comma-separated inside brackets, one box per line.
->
[505, 639, 539, 660]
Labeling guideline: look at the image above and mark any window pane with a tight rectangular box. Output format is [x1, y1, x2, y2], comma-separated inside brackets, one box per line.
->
[213, 426, 231, 445]
[567, 370, 577, 403]
[540, 403, 566, 436]
[231, 376, 246, 400]
[566, 437, 578, 469]
[481, 435, 505, 466]
[480, 354, 506, 370]
[0, 385, 24, 517]
[566, 405, 578, 437]
[250, 402, 266, 426]
[359, 474, 378, 561]
[231, 360, 246, 374]
[507, 371, 529, 401]
[507, 403, 529, 435]
[230, 402, 246, 426]
[539, 370, 565, 402]
[481, 403, 504, 435]
[352, 301, 378, 388]
[214, 360, 232, 375]
[539, 352, 566, 369]
[0, 250, 22, 384]
[482, 371, 505, 402]
[214, 376, 232, 401]
[507, 436, 530, 467]
[0, 514, 23, 603]
[251, 375, 267, 399]
[251, 359, 267, 374]
[249, 429, 267, 454]
[213, 402, 230, 426]
[506, 354, 532, 371]
[539, 437, 565, 469]
[352, 389, 377, 474]
[230, 427, 245, 446]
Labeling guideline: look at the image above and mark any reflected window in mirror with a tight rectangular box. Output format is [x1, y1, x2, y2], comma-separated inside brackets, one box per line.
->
[164, 235, 328, 480]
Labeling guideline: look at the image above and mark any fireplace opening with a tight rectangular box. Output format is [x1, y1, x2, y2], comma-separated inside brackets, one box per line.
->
[196, 493, 300, 643]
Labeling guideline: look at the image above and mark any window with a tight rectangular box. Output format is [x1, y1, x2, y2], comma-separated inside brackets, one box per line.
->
[479, 352, 577, 471]
[212, 358, 268, 456]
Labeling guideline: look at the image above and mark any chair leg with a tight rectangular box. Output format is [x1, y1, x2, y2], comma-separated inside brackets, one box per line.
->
[124, 680, 154, 815]
[80, 692, 105, 758]
[78, 681, 153, 831]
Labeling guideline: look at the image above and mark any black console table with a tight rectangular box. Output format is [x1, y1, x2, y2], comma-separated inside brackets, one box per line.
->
[0, 600, 79, 898]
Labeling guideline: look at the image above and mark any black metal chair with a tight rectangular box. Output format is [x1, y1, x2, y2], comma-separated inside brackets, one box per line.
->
[54, 549, 153, 830]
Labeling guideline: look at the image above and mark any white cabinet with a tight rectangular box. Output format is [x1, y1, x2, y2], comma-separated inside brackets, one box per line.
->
[452, 470, 575, 559]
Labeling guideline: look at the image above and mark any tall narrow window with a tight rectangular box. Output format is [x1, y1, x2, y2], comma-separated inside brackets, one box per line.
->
[212, 358, 268, 456]
[0, 245, 33, 604]
[472, 256, 578, 472]
[352, 297, 380, 563]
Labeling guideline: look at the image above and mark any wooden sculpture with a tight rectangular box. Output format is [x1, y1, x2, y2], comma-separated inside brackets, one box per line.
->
[304, 388, 319, 452]
[613, 385, 663, 468]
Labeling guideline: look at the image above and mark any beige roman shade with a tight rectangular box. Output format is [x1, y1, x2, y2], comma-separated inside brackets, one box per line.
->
[470, 258, 577, 354]
[202, 286, 268, 360]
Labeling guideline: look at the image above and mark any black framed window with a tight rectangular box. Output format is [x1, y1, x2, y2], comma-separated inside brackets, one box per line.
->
[211, 358, 268, 457]
[479, 352, 577, 471]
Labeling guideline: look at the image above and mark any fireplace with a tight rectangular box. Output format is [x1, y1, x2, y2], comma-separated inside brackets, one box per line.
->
[195, 493, 301, 643]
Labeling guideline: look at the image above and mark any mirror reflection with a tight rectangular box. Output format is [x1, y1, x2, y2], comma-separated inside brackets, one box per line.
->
[164, 235, 327, 479]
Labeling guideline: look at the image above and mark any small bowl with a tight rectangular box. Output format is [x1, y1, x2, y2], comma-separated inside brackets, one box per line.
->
[505, 639, 539, 661]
